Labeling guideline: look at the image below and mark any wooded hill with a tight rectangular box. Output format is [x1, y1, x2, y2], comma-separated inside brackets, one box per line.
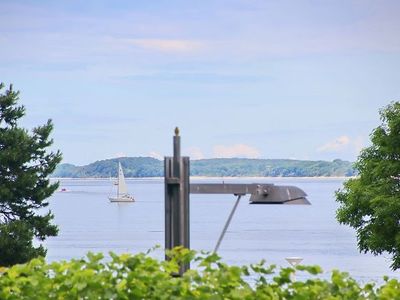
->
[52, 157, 355, 178]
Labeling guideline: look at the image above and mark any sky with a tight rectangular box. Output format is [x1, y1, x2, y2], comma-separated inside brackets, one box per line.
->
[1, 0, 399, 165]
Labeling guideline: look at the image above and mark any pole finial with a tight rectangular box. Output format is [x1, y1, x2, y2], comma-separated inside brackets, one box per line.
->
[174, 127, 180, 136]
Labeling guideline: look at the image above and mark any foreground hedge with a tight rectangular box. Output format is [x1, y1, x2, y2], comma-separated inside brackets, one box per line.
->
[0, 247, 399, 299]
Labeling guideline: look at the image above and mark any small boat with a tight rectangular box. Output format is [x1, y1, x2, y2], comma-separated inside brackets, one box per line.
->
[108, 162, 134, 202]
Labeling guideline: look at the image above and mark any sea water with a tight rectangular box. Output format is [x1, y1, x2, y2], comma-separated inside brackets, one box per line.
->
[44, 177, 399, 283]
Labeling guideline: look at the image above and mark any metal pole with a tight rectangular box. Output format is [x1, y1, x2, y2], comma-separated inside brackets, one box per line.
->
[165, 128, 190, 275]
[214, 194, 243, 253]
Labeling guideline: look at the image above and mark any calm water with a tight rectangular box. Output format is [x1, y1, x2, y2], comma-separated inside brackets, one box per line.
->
[45, 177, 399, 283]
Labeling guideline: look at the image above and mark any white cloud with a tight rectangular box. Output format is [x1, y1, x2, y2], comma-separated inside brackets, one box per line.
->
[317, 136, 350, 152]
[213, 144, 260, 158]
[148, 151, 163, 160]
[185, 147, 205, 160]
[317, 135, 367, 155]
[113, 152, 127, 158]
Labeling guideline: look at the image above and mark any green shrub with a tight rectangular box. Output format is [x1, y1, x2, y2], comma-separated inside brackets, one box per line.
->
[0, 247, 399, 299]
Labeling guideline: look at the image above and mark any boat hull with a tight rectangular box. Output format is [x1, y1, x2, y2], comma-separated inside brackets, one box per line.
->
[108, 196, 134, 202]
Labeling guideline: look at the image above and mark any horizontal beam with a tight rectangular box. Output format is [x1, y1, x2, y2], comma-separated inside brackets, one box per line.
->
[190, 183, 272, 195]
[189, 183, 310, 205]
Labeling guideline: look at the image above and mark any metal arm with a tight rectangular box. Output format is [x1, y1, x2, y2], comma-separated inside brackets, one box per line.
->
[214, 194, 243, 253]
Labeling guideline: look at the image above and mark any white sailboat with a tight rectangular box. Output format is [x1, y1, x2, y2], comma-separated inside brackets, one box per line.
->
[108, 162, 134, 202]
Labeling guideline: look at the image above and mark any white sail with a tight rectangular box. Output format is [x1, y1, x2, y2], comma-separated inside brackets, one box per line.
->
[109, 162, 134, 202]
[117, 162, 128, 196]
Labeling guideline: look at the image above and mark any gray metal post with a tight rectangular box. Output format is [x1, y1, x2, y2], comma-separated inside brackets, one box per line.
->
[165, 128, 190, 275]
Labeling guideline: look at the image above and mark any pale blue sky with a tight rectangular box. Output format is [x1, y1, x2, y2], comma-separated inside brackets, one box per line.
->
[1, 0, 399, 165]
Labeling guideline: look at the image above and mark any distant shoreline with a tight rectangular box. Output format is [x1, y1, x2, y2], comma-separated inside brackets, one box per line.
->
[53, 157, 355, 178]
[51, 176, 354, 180]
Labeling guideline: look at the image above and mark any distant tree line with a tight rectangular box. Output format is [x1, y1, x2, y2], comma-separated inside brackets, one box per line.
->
[52, 157, 356, 178]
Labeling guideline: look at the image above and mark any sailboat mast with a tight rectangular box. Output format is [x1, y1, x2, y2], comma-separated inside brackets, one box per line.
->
[117, 162, 121, 197]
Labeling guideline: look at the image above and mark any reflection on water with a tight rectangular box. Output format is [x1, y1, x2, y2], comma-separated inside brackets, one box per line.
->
[45, 177, 398, 282]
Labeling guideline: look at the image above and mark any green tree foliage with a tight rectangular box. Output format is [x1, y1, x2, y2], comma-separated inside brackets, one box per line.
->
[0, 248, 398, 299]
[0, 220, 46, 267]
[336, 102, 400, 270]
[0, 83, 62, 266]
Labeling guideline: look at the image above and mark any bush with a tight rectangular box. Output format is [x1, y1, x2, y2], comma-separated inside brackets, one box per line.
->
[0, 247, 399, 299]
